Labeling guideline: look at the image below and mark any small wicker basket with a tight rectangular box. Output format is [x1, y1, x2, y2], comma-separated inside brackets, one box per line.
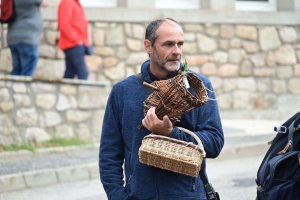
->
[138, 69, 208, 130]
[139, 127, 206, 177]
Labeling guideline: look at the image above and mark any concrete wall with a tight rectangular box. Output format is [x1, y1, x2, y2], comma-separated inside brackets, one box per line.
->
[0, 5, 300, 146]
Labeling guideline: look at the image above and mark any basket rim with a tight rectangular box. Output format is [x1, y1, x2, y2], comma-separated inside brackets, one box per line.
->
[144, 127, 206, 157]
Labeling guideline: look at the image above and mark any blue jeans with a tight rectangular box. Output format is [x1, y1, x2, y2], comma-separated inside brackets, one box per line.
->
[9, 43, 38, 76]
[63, 44, 88, 80]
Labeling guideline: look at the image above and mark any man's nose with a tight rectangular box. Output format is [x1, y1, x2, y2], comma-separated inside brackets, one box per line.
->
[172, 45, 182, 55]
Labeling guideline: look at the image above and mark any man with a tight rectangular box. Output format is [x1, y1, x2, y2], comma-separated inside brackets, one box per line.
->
[57, 0, 90, 80]
[7, 0, 49, 76]
[99, 18, 224, 200]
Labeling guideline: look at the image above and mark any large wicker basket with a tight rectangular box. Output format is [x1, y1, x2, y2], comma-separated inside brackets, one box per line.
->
[138, 69, 208, 130]
[139, 127, 206, 177]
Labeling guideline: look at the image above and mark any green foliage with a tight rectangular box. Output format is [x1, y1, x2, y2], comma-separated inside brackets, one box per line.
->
[3, 143, 36, 152]
[42, 137, 89, 147]
[2, 137, 89, 152]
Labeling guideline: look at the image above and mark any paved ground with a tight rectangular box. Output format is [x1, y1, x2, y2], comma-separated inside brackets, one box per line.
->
[0, 154, 264, 200]
[0, 119, 283, 196]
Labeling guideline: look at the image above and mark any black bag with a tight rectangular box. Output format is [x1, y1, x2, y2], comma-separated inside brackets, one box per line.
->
[84, 45, 94, 55]
[0, 0, 16, 23]
[255, 112, 300, 200]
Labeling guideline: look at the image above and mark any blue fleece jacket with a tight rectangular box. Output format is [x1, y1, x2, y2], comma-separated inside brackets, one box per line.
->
[99, 60, 224, 200]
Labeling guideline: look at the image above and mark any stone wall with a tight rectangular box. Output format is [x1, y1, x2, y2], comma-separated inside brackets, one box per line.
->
[0, 76, 110, 146]
[1, 12, 300, 146]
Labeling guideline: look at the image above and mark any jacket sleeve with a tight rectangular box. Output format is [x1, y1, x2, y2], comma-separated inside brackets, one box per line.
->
[57, 0, 79, 45]
[169, 80, 224, 158]
[99, 87, 128, 200]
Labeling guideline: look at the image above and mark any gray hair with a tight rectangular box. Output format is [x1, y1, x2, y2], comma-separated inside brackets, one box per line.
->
[145, 18, 181, 46]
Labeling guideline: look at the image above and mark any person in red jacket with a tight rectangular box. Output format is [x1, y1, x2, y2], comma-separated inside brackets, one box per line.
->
[57, 0, 90, 80]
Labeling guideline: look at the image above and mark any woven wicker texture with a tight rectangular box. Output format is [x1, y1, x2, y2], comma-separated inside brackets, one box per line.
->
[138, 70, 208, 130]
[139, 127, 206, 177]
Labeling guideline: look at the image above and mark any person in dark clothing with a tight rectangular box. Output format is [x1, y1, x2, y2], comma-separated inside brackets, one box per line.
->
[99, 18, 224, 200]
[7, 0, 48, 76]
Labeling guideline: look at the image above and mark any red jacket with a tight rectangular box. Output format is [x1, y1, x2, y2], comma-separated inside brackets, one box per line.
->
[57, 0, 89, 50]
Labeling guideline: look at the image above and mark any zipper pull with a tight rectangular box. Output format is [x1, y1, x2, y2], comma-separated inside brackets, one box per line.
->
[278, 140, 292, 155]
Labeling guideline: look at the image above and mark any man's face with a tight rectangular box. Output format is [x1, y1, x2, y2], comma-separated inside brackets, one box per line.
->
[148, 21, 184, 73]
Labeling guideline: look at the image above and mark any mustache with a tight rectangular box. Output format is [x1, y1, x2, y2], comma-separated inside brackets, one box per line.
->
[166, 56, 180, 61]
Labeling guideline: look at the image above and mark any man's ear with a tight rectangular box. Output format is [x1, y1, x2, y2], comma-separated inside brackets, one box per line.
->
[144, 40, 152, 55]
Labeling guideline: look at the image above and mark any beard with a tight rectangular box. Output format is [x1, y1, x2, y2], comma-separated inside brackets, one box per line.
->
[152, 50, 181, 72]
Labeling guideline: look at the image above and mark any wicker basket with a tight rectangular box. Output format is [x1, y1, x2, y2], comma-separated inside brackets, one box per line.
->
[139, 127, 206, 177]
[138, 70, 208, 130]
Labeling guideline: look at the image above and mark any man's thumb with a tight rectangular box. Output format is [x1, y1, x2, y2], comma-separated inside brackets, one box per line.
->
[163, 115, 170, 123]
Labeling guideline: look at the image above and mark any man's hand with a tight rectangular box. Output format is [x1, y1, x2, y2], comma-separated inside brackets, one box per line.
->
[142, 107, 173, 136]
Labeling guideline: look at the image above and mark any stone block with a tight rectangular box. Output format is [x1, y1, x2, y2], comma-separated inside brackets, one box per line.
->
[197, 33, 218, 53]
[85, 55, 102, 72]
[14, 108, 38, 126]
[56, 165, 90, 183]
[240, 60, 253, 77]
[236, 25, 257, 41]
[104, 62, 126, 81]
[23, 169, 57, 187]
[0, 102, 14, 112]
[126, 38, 142, 51]
[25, 127, 51, 143]
[259, 26, 281, 51]
[126, 52, 148, 65]
[201, 63, 217, 76]
[223, 78, 238, 92]
[36, 94, 56, 109]
[12, 83, 27, 93]
[183, 24, 204, 32]
[39, 111, 62, 127]
[242, 41, 259, 54]
[229, 49, 246, 64]
[66, 110, 91, 122]
[213, 51, 228, 63]
[272, 79, 286, 94]
[0, 174, 25, 192]
[276, 66, 293, 79]
[132, 24, 145, 40]
[275, 45, 297, 65]
[86, 163, 99, 179]
[217, 64, 239, 77]
[279, 27, 297, 43]
[233, 90, 251, 109]
[0, 88, 10, 102]
[295, 64, 300, 76]
[106, 25, 125, 45]
[94, 46, 115, 57]
[288, 78, 300, 94]
[250, 53, 267, 67]
[93, 29, 105, 46]
[185, 55, 209, 66]
[220, 25, 235, 39]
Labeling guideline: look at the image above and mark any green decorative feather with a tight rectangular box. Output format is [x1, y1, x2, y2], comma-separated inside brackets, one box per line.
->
[182, 59, 188, 72]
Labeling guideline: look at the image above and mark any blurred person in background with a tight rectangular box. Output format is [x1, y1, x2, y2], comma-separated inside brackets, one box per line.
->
[7, 0, 49, 76]
[57, 0, 90, 80]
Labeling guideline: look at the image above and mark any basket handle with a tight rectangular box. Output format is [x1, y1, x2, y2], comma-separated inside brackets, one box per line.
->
[178, 127, 206, 157]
